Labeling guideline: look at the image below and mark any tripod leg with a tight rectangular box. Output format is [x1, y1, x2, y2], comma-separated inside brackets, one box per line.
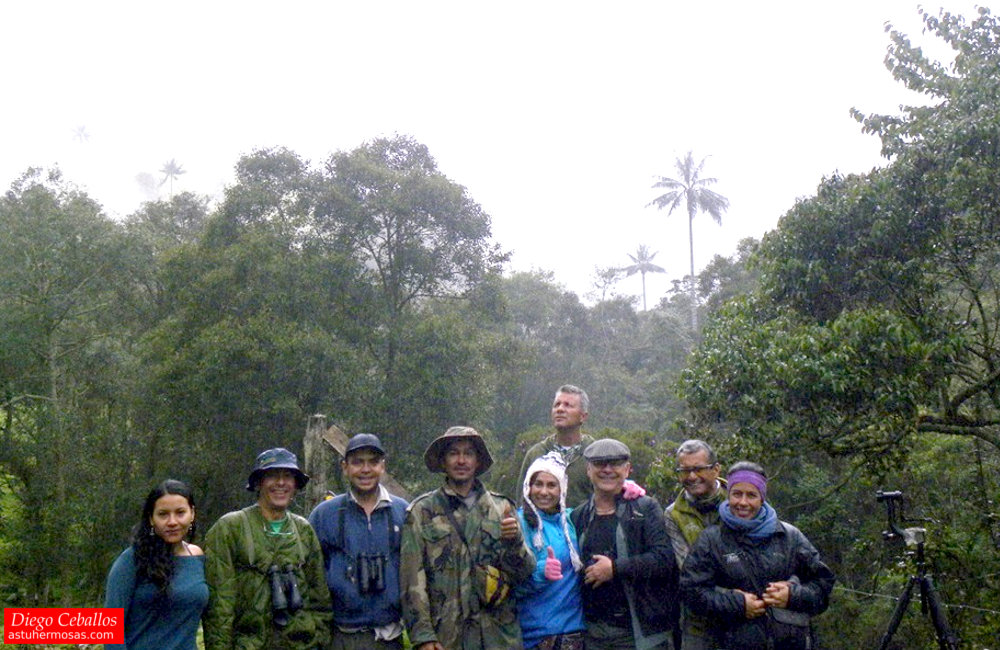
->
[919, 576, 960, 650]
[878, 577, 917, 650]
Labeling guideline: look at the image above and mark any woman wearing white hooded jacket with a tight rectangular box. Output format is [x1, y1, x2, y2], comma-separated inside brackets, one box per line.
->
[515, 452, 587, 650]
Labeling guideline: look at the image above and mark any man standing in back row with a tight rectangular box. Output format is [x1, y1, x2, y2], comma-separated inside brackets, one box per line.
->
[517, 385, 595, 507]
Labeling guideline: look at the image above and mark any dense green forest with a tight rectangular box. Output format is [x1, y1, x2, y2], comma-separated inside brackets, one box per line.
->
[2, 8, 999, 648]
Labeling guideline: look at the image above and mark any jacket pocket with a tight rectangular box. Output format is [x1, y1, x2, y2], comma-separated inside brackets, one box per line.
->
[770, 606, 810, 627]
[420, 520, 454, 577]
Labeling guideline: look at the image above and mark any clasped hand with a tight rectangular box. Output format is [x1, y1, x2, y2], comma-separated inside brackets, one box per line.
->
[737, 581, 791, 619]
[583, 554, 614, 587]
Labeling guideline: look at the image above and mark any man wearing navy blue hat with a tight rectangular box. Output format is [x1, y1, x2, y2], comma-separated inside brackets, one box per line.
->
[204, 447, 331, 650]
[310, 434, 409, 650]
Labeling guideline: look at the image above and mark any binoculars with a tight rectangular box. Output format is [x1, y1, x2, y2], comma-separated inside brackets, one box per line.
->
[357, 553, 387, 595]
[268, 564, 304, 627]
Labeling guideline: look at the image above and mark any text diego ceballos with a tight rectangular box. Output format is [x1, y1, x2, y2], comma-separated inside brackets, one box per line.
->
[9, 610, 120, 630]
[3, 607, 124, 644]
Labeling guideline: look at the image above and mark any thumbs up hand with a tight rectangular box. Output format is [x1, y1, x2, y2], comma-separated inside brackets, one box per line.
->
[544, 546, 563, 581]
[500, 503, 521, 542]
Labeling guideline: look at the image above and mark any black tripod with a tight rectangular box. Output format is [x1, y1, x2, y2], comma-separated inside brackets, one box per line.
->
[875, 491, 960, 650]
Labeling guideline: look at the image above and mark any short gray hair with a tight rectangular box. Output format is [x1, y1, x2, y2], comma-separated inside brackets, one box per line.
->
[556, 384, 589, 413]
[727, 460, 766, 478]
[676, 439, 717, 465]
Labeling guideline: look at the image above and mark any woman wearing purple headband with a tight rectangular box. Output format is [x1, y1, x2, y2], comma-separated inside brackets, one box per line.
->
[679, 462, 835, 649]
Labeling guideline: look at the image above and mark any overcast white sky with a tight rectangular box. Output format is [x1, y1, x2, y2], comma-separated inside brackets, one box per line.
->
[0, 1, 980, 304]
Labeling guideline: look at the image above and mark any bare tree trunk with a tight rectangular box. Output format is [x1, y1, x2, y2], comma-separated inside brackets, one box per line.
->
[641, 272, 647, 311]
[302, 416, 411, 508]
[303, 414, 337, 512]
[688, 212, 698, 331]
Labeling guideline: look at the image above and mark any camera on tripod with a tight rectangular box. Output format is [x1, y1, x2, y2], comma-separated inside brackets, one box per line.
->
[873, 490, 959, 650]
[876, 490, 926, 547]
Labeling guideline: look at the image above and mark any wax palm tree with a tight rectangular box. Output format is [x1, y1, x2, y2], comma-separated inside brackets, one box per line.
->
[159, 159, 186, 198]
[623, 245, 666, 311]
[647, 151, 729, 328]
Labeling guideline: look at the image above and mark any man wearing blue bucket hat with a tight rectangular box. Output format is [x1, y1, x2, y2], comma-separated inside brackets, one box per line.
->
[204, 447, 331, 649]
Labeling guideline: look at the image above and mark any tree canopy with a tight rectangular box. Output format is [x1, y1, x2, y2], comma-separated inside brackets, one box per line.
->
[679, 10, 1000, 644]
[2, 10, 1000, 643]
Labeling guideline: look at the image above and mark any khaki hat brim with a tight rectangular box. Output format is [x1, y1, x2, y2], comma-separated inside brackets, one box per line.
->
[424, 433, 493, 475]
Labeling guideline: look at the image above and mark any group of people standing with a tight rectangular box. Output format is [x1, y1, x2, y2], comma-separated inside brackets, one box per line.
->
[104, 384, 834, 650]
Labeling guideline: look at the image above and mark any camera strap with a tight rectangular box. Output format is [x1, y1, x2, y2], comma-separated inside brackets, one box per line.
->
[443, 496, 472, 550]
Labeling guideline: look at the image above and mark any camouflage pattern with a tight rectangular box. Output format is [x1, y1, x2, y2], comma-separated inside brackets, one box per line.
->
[203, 505, 331, 650]
[400, 481, 535, 649]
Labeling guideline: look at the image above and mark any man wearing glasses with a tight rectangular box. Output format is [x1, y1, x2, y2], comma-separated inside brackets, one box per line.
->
[664, 440, 725, 650]
[571, 439, 677, 649]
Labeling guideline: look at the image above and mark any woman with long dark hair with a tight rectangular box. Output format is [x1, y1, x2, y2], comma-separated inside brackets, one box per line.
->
[104, 479, 208, 650]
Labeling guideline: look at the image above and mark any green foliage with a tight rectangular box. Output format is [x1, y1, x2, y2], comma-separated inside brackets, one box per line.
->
[688, 6, 1000, 459]
[8, 20, 1000, 640]
[0, 168, 143, 605]
[756, 169, 941, 324]
[486, 271, 694, 443]
[382, 306, 501, 485]
[678, 8, 1000, 644]
[133, 138, 516, 523]
[683, 299, 952, 467]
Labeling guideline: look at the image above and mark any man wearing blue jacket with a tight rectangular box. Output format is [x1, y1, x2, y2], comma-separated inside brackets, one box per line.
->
[309, 434, 409, 649]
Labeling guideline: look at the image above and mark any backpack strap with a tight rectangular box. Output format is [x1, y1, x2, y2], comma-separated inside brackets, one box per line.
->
[286, 514, 308, 566]
[443, 495, 471, 549]
[239, 508, 256, 567]
[337, 502, 346, 551]
[386, 503, 397, 550]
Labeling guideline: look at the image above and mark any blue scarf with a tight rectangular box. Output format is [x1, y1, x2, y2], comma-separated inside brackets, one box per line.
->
[718, 500, 778, 542]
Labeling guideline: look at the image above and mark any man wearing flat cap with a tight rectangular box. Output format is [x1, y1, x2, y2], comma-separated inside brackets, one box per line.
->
[571, 439, 679, 650]
[204, 447, 331, 650]
[401, 426, 535, 649]
[310, 434, 409, 650]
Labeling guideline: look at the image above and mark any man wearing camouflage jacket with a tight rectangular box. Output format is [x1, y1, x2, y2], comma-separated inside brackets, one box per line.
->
[401, 426, 535, 650]
[204, 447, 331, 650]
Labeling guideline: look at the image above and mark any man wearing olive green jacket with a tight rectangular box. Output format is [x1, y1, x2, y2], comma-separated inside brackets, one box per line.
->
[516, 385, 595, 507]
[665, 440, 726, 650]
[204, 448, 331, 650]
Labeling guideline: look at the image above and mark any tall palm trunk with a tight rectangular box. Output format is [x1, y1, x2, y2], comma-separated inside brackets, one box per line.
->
[688, 207, 697, 330]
